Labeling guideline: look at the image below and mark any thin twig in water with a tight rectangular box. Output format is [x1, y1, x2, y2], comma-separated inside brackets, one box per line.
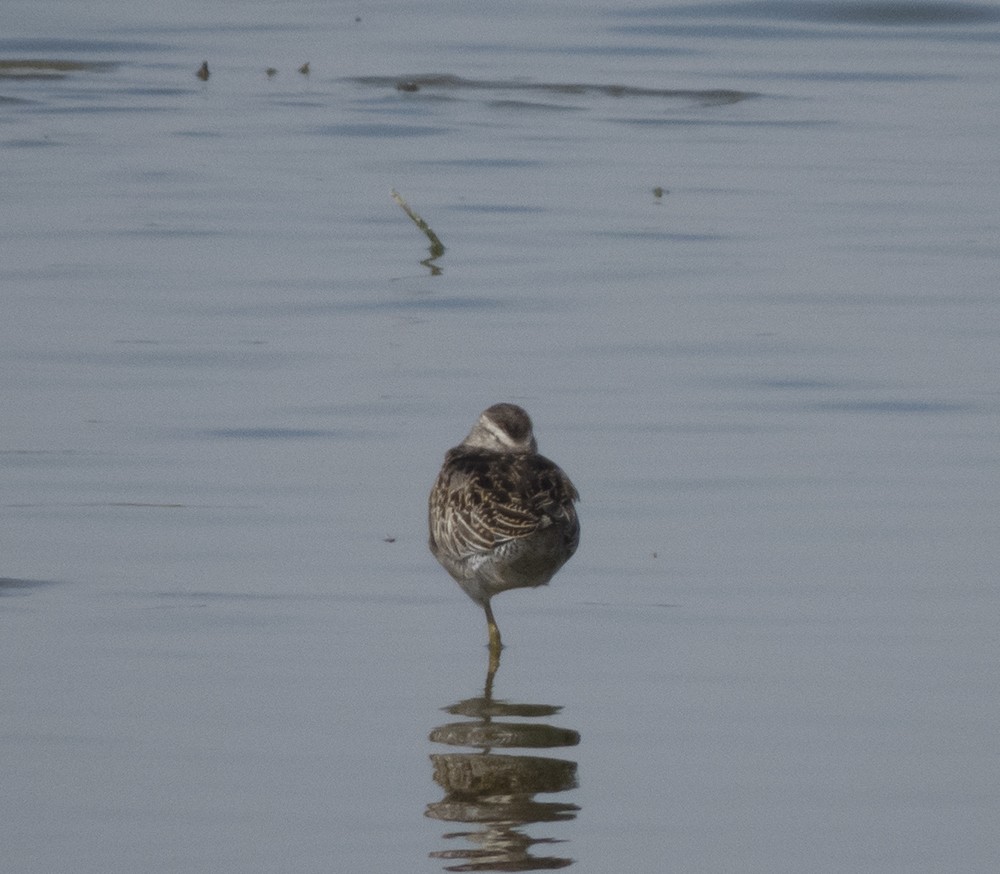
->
[391, 189, 445, 271]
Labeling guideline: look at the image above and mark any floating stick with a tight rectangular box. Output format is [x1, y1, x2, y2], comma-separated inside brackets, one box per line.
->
[391, 189, 445, 273]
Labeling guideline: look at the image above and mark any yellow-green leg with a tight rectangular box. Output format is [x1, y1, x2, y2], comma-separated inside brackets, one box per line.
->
[484, 601, 502, 674]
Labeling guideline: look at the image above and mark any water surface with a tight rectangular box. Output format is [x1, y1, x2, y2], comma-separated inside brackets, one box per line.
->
[2, 1, 998, 872]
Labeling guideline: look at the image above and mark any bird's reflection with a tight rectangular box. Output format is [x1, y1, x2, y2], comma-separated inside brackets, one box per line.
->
[426, 653, 580, 871]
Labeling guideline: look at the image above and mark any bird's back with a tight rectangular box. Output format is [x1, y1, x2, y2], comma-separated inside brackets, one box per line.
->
[428, 446, 579, 602]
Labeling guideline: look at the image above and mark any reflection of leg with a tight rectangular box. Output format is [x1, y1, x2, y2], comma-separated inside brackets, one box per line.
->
[483, 658, 497, 701]
[484, 601, 502, 675]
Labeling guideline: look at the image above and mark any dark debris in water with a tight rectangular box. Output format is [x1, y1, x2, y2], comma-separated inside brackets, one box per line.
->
[201, 427, 348, 440]
[0, 577, 62, 596]
[350, 74, 756, 106]
[392, 189, 445, 275]
[669, 1, 1000, 26]
[0, 59, 118, 79]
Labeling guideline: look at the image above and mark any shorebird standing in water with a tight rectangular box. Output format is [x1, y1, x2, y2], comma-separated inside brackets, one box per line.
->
[429, 403, 580, 667]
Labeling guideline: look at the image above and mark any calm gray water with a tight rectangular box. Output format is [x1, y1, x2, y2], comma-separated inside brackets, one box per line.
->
[2, 1, 999, 872]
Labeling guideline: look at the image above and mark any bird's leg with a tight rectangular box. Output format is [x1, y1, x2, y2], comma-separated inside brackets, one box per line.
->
[484, 601, 502, 650]
[484, 601, 502, 674]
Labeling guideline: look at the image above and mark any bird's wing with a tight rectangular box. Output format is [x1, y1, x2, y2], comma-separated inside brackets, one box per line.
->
[430, 453, 575, 559]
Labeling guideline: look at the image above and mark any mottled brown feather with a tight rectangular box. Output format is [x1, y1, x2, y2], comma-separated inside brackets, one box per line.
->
[428, 405, 580, 613]
[430, 450, 579, 560]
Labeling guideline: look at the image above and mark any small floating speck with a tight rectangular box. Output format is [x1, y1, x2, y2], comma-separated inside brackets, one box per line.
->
[384, 536, 397, 543]
[266, 67, 278, 77]
[196, 61, 209, 81]
[298, 62, 310, 76]
[396, 81, 420, 92]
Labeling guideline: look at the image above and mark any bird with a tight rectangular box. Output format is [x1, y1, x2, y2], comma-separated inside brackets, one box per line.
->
[428, 403, 580, 664]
